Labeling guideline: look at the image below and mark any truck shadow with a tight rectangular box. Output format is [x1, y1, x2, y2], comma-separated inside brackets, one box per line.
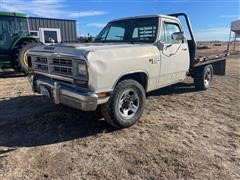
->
[0, 70, 26, 78]
[148, 82, 197, 96]
[0, 96, 114, 148]
[0, 82, 196, 148]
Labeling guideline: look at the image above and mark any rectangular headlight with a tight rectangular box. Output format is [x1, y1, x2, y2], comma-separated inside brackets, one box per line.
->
[74, 61, 88, 87]
[78, 63, 87, 76]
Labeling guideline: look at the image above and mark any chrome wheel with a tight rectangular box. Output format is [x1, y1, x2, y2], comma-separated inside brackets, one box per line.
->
[204, 68, 212, 87]
[101, 79, 146, 128]
[118, 89, 140, 120]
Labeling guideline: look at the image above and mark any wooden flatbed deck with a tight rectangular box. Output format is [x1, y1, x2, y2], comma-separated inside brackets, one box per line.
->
[191, 49, 229, 76]
[194, 49, 229, 67]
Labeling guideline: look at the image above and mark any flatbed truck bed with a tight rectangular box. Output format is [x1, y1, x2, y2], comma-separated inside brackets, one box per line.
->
[168, 13, 229, 76]
[192, 51, 228, 75]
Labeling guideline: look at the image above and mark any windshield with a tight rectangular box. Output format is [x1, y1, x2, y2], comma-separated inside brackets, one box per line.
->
[95, 17, 159, 43]
[0, 16, 28, 50]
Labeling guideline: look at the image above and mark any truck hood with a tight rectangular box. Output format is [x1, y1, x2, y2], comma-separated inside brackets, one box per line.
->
[30, 43, 150, 54]
[52, 43, 151, 52]
[28, 43, 153, 61]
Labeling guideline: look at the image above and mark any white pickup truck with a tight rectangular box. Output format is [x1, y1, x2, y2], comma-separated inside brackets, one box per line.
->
[27, 13, 228, 128]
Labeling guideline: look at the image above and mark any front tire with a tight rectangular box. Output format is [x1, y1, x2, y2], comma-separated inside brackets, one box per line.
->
[101, 79, 146, 129]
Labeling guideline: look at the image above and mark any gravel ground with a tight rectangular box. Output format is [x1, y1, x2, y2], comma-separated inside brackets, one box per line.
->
[0, 55, 239, 179]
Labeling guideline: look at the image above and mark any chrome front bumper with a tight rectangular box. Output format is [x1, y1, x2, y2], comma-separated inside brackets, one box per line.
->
[29, 76, 98, 111]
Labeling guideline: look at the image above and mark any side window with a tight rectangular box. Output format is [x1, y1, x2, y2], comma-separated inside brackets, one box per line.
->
[106, 26, 125, 41]
[160, 22, 182, 44]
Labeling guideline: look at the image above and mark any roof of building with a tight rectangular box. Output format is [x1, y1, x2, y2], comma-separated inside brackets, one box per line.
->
[0, 11, 27, 18]
[29, 16, 76, 22]
[0, 11, 75, 21]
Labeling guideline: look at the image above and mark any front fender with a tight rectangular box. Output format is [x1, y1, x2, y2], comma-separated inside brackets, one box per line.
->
[112, 71, 149, 90]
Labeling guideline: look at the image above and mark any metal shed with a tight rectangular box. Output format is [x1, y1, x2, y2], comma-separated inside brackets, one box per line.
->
[28, 17, 77, 44]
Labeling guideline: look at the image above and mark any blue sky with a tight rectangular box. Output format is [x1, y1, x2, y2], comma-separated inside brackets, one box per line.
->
[0, 0, 239, 40]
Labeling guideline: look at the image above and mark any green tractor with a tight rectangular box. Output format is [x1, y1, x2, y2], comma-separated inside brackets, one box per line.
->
[0, 12, 38, 73]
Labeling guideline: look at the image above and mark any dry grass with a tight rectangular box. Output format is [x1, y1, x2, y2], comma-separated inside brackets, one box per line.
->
[0, 52, 239, 179]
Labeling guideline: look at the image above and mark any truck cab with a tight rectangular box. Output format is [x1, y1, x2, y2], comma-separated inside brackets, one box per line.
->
[93, 14, 190, 91]
[28, 13, 227, 128]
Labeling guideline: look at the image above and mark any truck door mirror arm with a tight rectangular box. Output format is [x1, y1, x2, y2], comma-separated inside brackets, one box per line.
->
[156, 41, 172, 50]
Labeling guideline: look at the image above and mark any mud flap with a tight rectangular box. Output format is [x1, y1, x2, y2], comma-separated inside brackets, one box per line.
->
[212, 59, 226, 76]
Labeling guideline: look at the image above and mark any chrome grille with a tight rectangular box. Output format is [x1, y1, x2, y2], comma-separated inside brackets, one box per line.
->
[32, 56, 74, 78]
[51, 58, 73, 77]
[32, 55, 89, 89]
[36, 64, 48, 72]
[33, 57, 48, 72]
[52, 58, 72, 67]
[36, 57, 48, 64]
[52, 66, 72, 76]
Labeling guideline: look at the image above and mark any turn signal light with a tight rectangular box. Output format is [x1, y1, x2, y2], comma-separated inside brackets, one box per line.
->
[97, 92, 109, 98]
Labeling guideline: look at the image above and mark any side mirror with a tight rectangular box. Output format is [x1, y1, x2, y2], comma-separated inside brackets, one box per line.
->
[172, 32, 185, 41]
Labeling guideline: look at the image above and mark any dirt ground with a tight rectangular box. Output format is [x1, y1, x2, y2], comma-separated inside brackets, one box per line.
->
[0, 53, 239, 179]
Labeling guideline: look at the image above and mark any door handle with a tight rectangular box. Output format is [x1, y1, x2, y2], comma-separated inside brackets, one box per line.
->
[182, 48, 187, 51]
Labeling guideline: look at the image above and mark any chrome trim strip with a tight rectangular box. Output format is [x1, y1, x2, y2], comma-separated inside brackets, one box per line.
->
[29, 51, 86, 61]
[35, 71, 74, 83]
[61, 89, 98, 102]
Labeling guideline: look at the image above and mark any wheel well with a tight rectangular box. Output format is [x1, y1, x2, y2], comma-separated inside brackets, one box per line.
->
[116, 72, 148, 91]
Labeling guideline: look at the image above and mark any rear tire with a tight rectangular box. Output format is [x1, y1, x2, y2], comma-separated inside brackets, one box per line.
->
[12, 41, 37, 73]
[194, 65, 213, 90]
[101, 79, 145, 129]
